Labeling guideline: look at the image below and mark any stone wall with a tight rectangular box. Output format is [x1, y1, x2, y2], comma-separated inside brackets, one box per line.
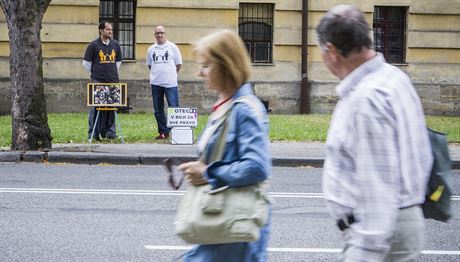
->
[309, 81, 460, 115]
[0, 78, 458, 116]
[0, 80, 299, 115]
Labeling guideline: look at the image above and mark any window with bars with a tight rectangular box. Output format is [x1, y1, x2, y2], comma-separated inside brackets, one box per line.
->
[100, 0, 136, 60]
[239, 3, 274, 63]
[373, 6, 407, 63]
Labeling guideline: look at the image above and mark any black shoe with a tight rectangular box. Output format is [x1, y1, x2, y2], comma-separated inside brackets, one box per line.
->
[106, 135, 117, 139]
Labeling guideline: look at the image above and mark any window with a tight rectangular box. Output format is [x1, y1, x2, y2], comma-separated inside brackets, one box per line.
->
[373, 6, 407, 63]
[239, 3, 274, 63]
[100, 0, 136, 60]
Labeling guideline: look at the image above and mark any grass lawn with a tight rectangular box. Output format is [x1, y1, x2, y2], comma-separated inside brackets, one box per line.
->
[0, 113, 459, 147]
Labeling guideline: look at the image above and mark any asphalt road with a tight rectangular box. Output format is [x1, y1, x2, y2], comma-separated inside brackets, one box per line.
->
[0, 162, 459, 261]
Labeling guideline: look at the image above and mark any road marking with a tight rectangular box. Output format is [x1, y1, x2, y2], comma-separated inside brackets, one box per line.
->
[0, 188, 184, 196]
[270, 192, 325, 198]
[0, 188, 324, 198]
[145, 245, 191, 251]
[144, 245, 460, 255]
[1, 188, 459, 200]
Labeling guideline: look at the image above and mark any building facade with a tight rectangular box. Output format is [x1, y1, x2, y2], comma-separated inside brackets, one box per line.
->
[0, 0, 459, 115]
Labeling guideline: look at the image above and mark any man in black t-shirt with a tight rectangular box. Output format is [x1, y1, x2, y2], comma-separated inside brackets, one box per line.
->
[83, 21, 122, 140]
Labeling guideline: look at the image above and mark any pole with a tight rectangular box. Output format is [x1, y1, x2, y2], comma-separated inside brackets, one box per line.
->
[300, 0, 311, 114]
[89, 110, 100, 143]
[114, 110, 124, 144]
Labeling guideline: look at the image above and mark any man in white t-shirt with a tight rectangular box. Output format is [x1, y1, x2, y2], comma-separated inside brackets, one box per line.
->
[146, 25, 182, 139]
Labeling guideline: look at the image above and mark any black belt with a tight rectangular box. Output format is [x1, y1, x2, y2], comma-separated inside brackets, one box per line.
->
[336, 205, 419, 231]
[337, 214, 355, 231]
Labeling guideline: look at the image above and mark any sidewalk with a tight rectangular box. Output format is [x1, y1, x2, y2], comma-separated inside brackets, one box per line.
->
[1, 142, 459, 168]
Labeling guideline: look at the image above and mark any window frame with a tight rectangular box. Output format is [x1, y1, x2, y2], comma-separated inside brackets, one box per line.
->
[373, 6, 408, 64]
[238, 3, 274, 64]
[99, 0, 137, 60]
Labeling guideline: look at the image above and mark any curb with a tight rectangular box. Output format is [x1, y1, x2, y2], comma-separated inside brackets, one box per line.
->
[1, 151, 459, 169]
[0, 152, 21, 162]
[0, 151, 324, 167]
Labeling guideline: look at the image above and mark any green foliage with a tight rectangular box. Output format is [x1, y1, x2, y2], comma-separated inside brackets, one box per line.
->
[0, 115, 11, 149]
[0, 113, 459, 147]
[47, 113, 87, 144]
[269, 114, 331, 142]
[426, 116, 460, 142]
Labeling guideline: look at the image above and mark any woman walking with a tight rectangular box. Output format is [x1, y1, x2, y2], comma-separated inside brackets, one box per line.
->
[178, 30, 272, 262]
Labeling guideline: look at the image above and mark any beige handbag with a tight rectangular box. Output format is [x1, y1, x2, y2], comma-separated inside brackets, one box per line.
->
[174, 96, 270, 244]
[175, 182, 270, 244]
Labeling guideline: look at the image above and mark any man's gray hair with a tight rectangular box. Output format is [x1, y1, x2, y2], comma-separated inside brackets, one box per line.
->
[316, 5, 372, 57]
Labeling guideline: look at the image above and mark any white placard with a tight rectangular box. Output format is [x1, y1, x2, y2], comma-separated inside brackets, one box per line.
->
[171, 127, 194, 145]
[167, 108, 198, 128]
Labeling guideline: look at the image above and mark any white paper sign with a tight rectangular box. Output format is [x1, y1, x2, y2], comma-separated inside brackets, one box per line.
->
[167, 107, 198, 128]
[171, 127, 194, 145]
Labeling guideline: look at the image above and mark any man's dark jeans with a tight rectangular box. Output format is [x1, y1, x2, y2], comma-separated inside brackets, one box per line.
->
[151, 85, 179, 135]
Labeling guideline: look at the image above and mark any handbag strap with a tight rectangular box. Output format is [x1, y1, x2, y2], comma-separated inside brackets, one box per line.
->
[198, 110, 231, 164]
[199, 95, 265, 164]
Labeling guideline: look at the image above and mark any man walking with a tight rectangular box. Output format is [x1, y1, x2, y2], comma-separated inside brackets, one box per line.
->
[317, 5, 433, 261]
[146, 25, 182, 140]
[83, 21, 122, 140]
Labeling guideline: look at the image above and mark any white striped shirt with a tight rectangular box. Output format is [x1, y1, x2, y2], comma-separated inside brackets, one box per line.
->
[323, 53, 433, 260]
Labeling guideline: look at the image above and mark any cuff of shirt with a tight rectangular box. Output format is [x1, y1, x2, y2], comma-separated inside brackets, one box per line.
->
[202, 167, 218, 189]
[204, 160, 229, 189]
[343, 244, 387, 262]
[326, 200, 354, 220]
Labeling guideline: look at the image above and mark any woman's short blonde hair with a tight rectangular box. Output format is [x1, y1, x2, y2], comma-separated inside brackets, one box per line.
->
[193, 30, 251, 92]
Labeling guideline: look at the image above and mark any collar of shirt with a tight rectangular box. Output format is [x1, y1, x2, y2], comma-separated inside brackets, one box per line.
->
[335, 53, 386, 99]
[232, 82, 254, 99]
[99, 38, 110, 46]
[197, 97, 233, 155]
[155, 40, 169, 47]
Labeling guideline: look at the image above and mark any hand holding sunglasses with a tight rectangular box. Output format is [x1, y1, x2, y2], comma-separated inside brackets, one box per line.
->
[163, 158, 184, 190]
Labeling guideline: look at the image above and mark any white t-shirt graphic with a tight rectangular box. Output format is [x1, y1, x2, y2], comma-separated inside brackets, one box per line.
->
[146, 40, 182, 87]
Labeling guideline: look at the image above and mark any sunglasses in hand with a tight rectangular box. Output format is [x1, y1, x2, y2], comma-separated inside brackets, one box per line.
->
[163, 158, 184, 190]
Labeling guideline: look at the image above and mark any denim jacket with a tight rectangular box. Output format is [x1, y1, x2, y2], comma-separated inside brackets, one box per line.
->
[200, 83, 271, 189]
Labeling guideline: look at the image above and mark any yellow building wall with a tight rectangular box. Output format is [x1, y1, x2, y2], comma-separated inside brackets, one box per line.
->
[0, 42, 8, 57]
[0, 1, 303, 80]
[0, 0, 458, 114]
[0, 1, 99, 78]
[310, 0, 459, 14]
[133, 5, 304, 82]
[1, 1, 458, 76]
[137, 0, 301, 10]
[135, 7, 238, 63]
[308, 1, 460, 85]
[43, 5, 98, 24]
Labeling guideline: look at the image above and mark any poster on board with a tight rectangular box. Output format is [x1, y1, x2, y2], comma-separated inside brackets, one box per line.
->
[87, 83, 128, 107]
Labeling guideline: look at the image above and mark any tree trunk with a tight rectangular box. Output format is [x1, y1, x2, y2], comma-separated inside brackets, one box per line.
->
[0, 0, 52, 150]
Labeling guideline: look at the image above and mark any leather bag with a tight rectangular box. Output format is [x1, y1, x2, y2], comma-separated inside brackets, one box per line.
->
[422, 129, 452, 222]
[175, 182, 270, 244]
